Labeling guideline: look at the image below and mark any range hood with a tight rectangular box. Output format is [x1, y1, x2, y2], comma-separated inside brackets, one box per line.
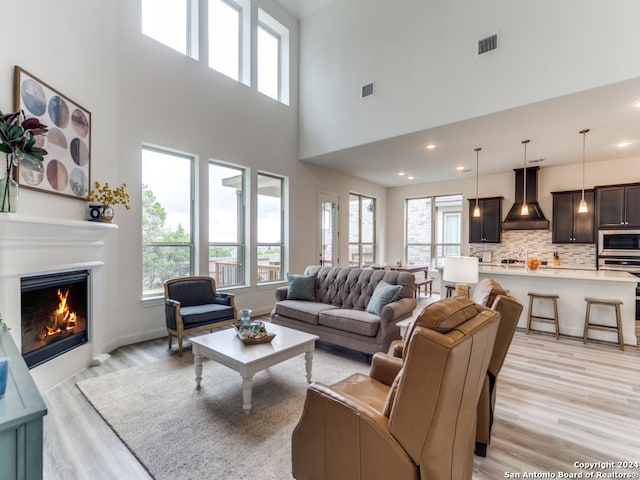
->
[502, 166, 550, 230]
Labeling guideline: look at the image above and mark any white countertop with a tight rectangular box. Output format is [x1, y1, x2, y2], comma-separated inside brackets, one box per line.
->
[479, 265, 638, 283]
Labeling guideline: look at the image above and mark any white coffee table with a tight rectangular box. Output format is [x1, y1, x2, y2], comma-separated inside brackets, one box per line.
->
[191, 323, 319, 414]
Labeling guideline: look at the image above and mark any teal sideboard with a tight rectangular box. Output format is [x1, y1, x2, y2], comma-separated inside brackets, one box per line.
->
[0, 332, 47, 480]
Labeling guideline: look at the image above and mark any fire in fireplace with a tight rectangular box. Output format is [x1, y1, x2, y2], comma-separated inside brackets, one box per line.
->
[21, 270, 89, 368]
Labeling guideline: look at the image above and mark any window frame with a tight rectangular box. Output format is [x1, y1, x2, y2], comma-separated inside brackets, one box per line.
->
[208, 160, 247, 288]
[141, 0, 199, 59]
[256, 172, 285, 284]
[405, 194, 462, 268]
[141, 145, 195, 299]
[208, 0, 250, 84]
[257, 8, 290, 104]
[348, 193, 377, 267]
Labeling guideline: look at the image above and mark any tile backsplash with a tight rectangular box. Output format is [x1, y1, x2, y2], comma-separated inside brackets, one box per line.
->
[469, 230, 597, 267]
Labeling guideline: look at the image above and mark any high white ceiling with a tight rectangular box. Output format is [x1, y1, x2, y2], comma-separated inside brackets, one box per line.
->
[300, 77, 640, 188]
[274, 1, 640, 188]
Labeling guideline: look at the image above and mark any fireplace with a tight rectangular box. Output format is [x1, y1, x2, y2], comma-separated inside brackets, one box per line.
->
[21, 270, 90, 368]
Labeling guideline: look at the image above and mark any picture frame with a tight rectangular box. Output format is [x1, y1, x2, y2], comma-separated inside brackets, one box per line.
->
[13, 66, 91, 200]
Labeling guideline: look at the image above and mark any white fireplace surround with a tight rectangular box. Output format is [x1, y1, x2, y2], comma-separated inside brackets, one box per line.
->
[0, 213, 117, 391]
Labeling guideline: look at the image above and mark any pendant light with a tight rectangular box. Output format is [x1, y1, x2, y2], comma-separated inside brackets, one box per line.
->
[520, 140, 530, 216]
[578, 129, 590, 213]
[473, 147, 481, 217]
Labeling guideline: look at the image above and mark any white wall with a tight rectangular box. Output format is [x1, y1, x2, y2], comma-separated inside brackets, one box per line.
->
[385, 156, 640, 264]
[298, 0, 640, 159]
[0, 0, 386, 376]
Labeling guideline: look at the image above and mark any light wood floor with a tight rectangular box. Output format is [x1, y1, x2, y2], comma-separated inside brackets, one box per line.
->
[42, 301, 640, 480]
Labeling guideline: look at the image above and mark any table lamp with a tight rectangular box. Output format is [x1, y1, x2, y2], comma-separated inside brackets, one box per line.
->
[443, 256, 479, 297]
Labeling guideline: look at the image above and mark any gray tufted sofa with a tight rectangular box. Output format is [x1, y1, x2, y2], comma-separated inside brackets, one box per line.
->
[270, 265, 417, 354]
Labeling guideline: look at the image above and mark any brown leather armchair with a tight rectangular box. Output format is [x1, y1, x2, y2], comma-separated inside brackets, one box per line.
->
[291, 297, 500, 480]
[475, 294, 523, 457]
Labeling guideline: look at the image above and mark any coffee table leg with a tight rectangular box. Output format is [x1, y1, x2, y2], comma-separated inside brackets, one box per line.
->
[194, 354, 203, 389]
[241, 375, 253, 414]
[304, 350, 314, 383]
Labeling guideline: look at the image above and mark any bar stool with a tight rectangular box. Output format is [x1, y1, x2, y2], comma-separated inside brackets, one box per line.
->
[583, 297, 624, 350]
[526, 292, 560, 339]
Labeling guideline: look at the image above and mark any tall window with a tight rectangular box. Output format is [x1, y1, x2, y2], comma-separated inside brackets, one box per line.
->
[142, 147, 194, 297]
[209, 162, 245, 287]
[349, 194, 376, 266]
[406, 194, 462, 268]
[257, 173, 284, 283]
[141, 0, 198, 58]
[208, 0, 241, 80]
[257, 8, 289, 104]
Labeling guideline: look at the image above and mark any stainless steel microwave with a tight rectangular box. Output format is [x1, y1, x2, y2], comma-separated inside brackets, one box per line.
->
[598, 229, 640, 257]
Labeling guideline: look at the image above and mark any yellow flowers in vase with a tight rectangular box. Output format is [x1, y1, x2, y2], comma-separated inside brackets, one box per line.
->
[87, 181, 131, 222]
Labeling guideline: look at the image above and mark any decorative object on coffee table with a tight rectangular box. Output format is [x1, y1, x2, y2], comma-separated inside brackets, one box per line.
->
[14, 66, 89, 200]
[234, 321, 276, 345]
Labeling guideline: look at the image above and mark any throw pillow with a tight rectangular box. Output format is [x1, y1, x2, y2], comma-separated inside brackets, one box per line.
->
[287, 273, 316, 301]
[366, 280, 402, 315]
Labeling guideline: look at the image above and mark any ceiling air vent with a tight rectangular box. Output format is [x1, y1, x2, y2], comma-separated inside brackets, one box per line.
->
[361, 82, 375, 98]
[477, 34, 498, 55]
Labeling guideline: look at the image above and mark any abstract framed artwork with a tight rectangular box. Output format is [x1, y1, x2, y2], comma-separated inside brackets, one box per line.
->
[13, 66, 91, 200]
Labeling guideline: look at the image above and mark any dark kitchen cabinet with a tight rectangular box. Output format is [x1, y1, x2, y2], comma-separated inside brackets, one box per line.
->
[469, 197, 502, 243]
[596, 183, 640, 229]
[552, 190, 595, 244]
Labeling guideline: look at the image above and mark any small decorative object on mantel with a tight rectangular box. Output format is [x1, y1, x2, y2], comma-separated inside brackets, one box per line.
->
[234, 319, 276, 345]
[87, 181, 131, 222]
[0, 110, 49, 212]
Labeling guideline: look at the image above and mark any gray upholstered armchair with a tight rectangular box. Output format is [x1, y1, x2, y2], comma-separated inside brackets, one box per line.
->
[164, 276, 237, 355]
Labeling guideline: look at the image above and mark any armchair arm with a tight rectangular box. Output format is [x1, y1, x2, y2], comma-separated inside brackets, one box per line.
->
[292, 383, 415, 480]
[164, 299, 181, 330]
[274, 286, 288, 301]
[370, 352, 403, 386]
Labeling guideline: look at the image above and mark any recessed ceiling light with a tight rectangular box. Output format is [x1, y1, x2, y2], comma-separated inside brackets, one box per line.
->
[407, 176, 415, 180]
[617, 141, 631, 147]
[425, 143, 436, 150]
[634, 101, 640, 108]
[397, 171, 405, 176]
[456, 166, 465, 171]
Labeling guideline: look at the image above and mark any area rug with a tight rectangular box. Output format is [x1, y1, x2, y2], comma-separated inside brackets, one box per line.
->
[76, 346, 370, 480]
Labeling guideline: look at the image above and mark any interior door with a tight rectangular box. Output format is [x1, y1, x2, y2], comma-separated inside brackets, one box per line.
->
[318, 192, 339, 267]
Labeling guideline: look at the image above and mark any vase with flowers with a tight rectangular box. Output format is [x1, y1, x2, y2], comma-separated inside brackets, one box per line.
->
[0, 110, 49, 212]
[87, 181, 131, 222]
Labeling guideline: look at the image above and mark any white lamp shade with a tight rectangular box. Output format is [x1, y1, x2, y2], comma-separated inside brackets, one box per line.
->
[443, 256, 479, 284]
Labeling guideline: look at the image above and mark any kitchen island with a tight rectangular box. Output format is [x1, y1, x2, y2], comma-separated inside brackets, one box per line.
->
[477, 265, 637, 346]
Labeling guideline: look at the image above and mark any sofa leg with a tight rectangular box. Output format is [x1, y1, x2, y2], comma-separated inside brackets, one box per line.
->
[474, 441, 488, 457]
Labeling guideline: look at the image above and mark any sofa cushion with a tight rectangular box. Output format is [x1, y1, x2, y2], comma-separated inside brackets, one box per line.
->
[471, 279, 507, 307]
[180, 304, 235, 327]
[319, 309, 380, 337]
[275, 300, 338, 325]
[366, 280, 402, 315]
[287, 273, 317, 301]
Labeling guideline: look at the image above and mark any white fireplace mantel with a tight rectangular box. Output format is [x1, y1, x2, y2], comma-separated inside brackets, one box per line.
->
[0, 213, 118, 391]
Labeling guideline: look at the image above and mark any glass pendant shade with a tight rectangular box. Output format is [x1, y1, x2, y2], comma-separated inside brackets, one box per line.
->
[520, 140, 530, 216]
[473, 147, 481, 218]
[578, 129, 590, 214]
[578, 198, 588, 213]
